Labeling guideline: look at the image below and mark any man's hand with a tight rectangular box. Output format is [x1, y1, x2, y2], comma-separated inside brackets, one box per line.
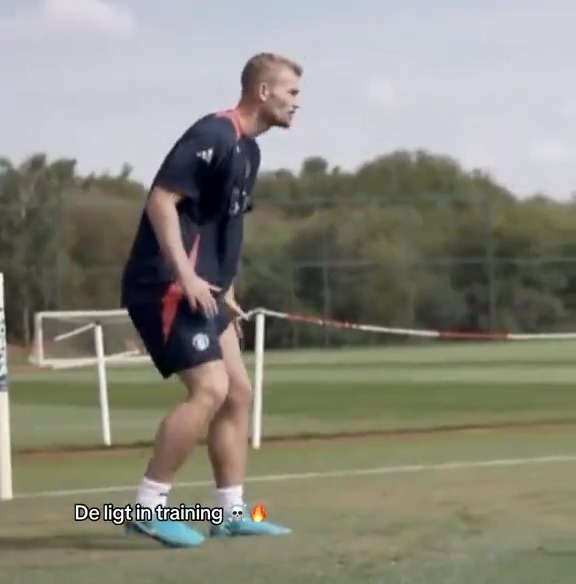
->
[224, 294, 247, 319]
[224, 288, 246, 339]
[182, 272, 220, 317]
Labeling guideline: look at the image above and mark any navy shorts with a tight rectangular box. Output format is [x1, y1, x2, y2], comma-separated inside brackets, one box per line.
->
[127, 294, 233, 379]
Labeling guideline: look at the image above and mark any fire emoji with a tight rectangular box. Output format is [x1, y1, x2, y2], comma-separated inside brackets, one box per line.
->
[250, 503, 267, 522]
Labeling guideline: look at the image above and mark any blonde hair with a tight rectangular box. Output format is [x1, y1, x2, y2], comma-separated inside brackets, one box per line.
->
[240, 52, 303, 92]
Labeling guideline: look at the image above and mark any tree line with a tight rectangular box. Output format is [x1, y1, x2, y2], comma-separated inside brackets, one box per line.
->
[2, 151, 576, 351]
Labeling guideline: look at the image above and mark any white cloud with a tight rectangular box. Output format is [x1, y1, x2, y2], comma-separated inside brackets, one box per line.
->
[0, 0, 136, 42]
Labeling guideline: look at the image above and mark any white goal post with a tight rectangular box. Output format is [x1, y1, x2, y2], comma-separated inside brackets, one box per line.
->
[28, 308, 150, 450]
[0, 304, 267, 500]
[28, 307, 268, 451]
[0, 273, 13, 500]
[30, 308, 150, 369]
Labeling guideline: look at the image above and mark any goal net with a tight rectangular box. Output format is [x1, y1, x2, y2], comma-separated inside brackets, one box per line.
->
[30, 309, 150, 369]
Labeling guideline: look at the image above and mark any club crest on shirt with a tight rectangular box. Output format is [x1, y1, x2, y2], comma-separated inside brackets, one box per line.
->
[228, 186, 251, 216]
[228, 187, 242, 216]
[227, 155, 254, 216]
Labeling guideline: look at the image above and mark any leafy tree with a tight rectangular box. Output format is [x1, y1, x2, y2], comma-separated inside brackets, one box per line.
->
[2, 149, 576, 350]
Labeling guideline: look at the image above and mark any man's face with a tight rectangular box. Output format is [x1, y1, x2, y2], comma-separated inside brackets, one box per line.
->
[258, 67, 301, 128]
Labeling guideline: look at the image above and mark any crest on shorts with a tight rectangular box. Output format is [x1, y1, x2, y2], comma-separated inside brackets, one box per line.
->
[192, 333, 209, 351]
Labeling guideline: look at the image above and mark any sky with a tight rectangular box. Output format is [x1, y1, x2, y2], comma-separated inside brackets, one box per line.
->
[2, 0, 576, 199]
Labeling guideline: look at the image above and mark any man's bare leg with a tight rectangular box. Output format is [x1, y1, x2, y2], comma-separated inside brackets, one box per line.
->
[143, 361, 229, 485]
[206, 323, 251, 513]
[207, 324, 291, 535]
[129, 360, 229, 547]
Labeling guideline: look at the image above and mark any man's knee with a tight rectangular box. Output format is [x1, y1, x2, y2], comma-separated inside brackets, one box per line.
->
[179, 362, 229, 412]
[196, 377, 229, 412]
[225, 374, 252, 410]
[218, 322, 251, 411]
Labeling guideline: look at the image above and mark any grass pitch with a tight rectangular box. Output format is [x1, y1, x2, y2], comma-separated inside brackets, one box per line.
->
[3, 339, 576, 582]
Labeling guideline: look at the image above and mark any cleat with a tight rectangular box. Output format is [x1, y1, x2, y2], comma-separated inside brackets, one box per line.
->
[125, 518, 205, 548]
[209, 510, 292, 538]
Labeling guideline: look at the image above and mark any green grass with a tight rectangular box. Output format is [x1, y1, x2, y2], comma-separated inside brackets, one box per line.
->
[8, 340, 576, 450]
[3, 429, 576, 583]
[3, 340, 576, 582]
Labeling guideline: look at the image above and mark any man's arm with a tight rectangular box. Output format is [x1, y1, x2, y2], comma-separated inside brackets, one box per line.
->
[147, 186, 220, 316]
[146, 188, 191, 283]
[223, 281, 246, 340]
[224, 282, 235, 300]
[146, 128, 230, 280]
[223, 281, 247, 320]
[145, 127, 231, 314]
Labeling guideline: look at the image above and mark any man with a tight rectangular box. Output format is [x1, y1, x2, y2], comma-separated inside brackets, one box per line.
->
[120, 53, 302, 548]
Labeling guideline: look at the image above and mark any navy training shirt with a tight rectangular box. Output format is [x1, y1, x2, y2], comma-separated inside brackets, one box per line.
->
[121, 109, 260, 306]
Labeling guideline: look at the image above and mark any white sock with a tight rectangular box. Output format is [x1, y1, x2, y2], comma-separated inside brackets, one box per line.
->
[215, 484, 243, 512]
[137, 477, 171, 513]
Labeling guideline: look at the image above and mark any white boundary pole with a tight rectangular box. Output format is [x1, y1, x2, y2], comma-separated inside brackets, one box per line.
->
[33, 312, 44, 366]
[0, 273, 14, 500]
[94, 323, 112, 446]
[251, 311, 266, 449]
